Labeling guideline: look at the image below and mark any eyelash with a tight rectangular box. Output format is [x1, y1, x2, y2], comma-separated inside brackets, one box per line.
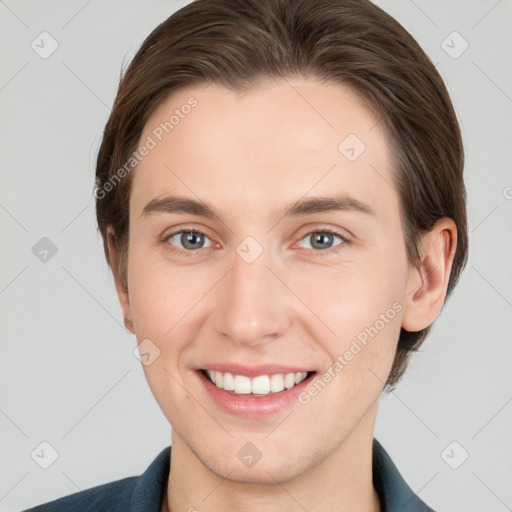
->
[160, 226, 349, 258]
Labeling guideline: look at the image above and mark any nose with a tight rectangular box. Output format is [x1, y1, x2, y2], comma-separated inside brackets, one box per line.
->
[213, 246, 292, 348]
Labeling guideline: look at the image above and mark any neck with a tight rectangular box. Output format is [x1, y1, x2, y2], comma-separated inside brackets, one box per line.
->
[164, 406, 381, 512]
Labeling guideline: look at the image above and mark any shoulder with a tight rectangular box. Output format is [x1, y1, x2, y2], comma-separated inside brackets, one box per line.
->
[373, 438, 437, 512]
[23, 446, 171, 512]
[23, 476, 137, 512]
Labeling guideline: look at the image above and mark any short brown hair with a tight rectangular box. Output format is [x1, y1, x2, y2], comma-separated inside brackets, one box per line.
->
[95, 0, 468, 391]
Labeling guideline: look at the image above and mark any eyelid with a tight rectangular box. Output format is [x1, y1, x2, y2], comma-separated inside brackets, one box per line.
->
[295, 223, 352, 242]
[161, 223, 214, 238]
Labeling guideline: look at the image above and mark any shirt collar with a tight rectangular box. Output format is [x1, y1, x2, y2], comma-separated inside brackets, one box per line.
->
[372, 438, 435, 511]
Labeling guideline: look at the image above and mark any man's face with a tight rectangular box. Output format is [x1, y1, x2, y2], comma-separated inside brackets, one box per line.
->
[123, 77, 412, 482]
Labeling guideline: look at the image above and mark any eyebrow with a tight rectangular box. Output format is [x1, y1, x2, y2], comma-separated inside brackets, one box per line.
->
[141, 194, 376, 221]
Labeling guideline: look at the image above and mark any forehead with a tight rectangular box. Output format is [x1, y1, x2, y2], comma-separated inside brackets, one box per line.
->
[130, 77, 395, 221]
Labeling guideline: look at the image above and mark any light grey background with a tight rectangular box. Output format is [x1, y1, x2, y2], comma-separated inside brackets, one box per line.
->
[1, 1, 511, 511]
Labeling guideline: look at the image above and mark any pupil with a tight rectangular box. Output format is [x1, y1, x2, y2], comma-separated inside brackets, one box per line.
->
[313, 233, 332, 249]
[184, 231, 203, 249]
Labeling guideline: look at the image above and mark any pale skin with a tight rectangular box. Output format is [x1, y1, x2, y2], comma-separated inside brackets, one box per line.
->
[107, 77, 457, 512]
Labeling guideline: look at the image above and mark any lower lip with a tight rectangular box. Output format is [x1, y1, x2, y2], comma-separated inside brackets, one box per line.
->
[197, 370, 314, 419]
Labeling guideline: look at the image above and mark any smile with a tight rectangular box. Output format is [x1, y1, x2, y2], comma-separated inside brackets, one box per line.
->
[197, 366, 316, 418]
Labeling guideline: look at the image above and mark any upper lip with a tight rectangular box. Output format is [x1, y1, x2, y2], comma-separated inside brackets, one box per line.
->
[197, 363, 314, 377]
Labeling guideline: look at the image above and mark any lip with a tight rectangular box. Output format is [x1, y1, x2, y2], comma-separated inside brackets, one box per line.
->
[195, 367, 316, 419]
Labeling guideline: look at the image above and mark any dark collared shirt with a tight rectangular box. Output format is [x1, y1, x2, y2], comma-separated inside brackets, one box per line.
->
[24, 438, 436, 511]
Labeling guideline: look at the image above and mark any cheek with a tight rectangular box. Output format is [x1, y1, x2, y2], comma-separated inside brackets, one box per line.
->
[290, 252, 407, 387]
[127, 253, 197, 419]
[295, 283, 402, 433]
[290, 255, 405, 337]
[126, 247, 204, 339]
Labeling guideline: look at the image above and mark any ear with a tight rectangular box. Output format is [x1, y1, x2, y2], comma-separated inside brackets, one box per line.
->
[401, 217, 457, 332]
[106, 227, 135, 334]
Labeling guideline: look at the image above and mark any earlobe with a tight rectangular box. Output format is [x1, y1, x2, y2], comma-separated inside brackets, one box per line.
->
[401, 218, 457, 332]
[106, 227, 135, 335]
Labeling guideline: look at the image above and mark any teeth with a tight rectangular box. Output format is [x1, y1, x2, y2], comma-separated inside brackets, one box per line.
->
[270, 373, 285, 392]
[223, 372, 235, 391]
[234, 375, 252, 394]
[284, 373, 296, 389]
[214, 370, 223, 388]
[251, 375, 270, 395]
[205, 370, 308, 396]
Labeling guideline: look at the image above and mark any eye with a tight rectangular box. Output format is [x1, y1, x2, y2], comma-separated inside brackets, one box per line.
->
[297, 229, 347, 254]
[165, 229, 213, 253]
[161, 227, 348, 257]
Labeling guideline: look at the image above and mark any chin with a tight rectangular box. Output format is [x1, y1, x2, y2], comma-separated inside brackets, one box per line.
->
[194, 439, 325, 485]
[208, 455, 307, 484]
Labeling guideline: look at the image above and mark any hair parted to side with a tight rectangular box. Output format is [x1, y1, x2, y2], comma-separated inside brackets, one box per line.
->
[95, 0, 468, 391]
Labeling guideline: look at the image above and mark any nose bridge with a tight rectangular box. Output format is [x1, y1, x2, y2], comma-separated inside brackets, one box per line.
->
[214, 238, 290, 346]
